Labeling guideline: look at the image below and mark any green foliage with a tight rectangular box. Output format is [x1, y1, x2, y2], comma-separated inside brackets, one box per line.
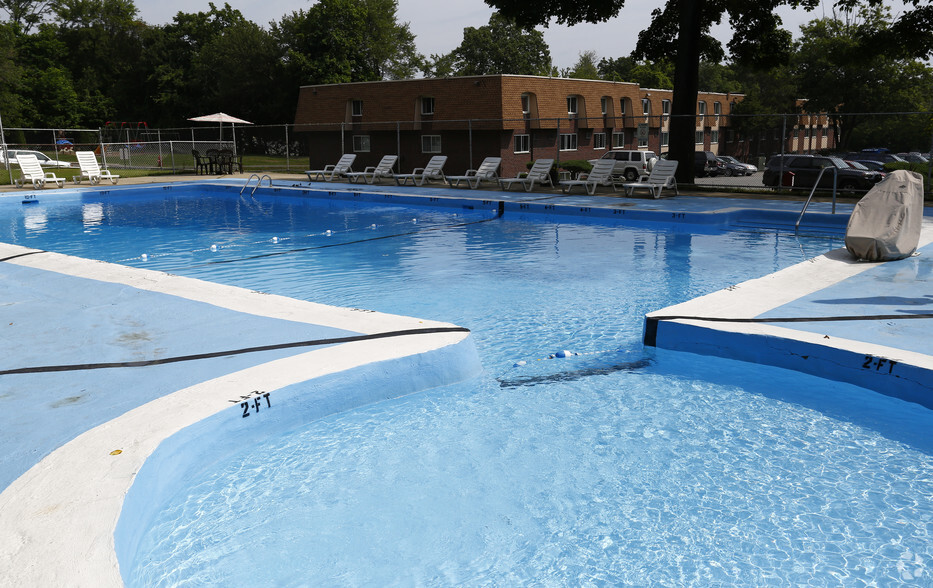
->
[557, 159, 592, 176]
[562, 50, 599, 79]
[597, 56, 673, 88]
[425, 12, 550, 77]
[274, 0, 423, 86]
[792, 5, 933, 150]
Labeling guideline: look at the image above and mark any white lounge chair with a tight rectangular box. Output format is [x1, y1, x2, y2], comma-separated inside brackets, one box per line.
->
[559, 159, 621, 195]
[345, 155, 398, 184]
[74, 151, 120, 185]
[499, 159, 554, 192]
[14, 153, 65, 189]
[446, 157, 501, 189]
[622, 159, 679, 198]
[395, 155, 447, 186]
[306, 153, 356, 181]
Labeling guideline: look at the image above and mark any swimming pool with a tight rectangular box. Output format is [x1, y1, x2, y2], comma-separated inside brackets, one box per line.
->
[3, 185, 932, 585]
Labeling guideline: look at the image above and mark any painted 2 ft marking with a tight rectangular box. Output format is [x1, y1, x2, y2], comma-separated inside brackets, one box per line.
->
[862, 355, 897, 374]
[236, 392, 272, 417]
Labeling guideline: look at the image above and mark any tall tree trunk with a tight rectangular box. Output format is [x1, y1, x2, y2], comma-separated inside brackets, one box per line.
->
[669, 0, 704, 184]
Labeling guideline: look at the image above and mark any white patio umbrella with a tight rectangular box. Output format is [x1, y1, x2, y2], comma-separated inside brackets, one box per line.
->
[187, 112, 253, 153]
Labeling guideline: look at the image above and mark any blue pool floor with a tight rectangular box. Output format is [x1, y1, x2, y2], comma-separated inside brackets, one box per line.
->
[1, 178, 932, 586]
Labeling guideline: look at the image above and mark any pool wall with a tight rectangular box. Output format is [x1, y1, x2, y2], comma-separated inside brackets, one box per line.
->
[114, 334, 481, 583]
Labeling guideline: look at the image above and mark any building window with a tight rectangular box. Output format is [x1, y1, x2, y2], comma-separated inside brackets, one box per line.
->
[514, 134, 530, 153]
[560, 133, 578, 151]
[351, 100, 363, 117]
[662, 99, 670, 120]
[421, 134, 441, 153]
[352, 135, 370, 152]
[619, 99, 626, 117]
[421, 97, 435, 115]
[697, 101, 706, 125]
[594, 132, 606, 149]
[642, 98, 650, 118]
[713, 101, 721, 123]
[695, 130, 704, 144]
[637, 132, 648, 148]
[600, 97, 608, 115]
[660, 131, 669, 147]
[612, 131, 625, 148]
[711, 130, 719, 144]
[521, 94, 530, 115]
[567, 96, 578, 116]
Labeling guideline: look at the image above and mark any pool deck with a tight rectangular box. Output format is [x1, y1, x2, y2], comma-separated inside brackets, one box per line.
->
[1, 174, 932, 586]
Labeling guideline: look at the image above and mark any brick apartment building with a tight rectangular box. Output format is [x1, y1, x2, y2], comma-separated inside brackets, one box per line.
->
[293, 74, 831, 178]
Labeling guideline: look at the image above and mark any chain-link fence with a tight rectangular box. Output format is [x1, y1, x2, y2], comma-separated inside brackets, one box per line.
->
[2, 113, 931, 193]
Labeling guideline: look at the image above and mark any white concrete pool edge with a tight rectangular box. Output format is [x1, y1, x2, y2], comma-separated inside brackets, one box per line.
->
[0, 244, 481, 587]
[645, 219, 933, 404]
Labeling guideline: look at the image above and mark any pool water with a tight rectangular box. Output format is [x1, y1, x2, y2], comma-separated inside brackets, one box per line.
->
[4, 189, 932, 585]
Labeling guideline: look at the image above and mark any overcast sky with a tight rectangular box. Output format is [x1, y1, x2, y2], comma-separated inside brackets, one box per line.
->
[134, 0, 901, 70]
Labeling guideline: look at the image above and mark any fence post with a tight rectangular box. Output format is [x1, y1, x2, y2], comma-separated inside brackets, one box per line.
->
[285, 124, 290, 172]
[468, 119, 473, 170]
[169, 141, 176, 173]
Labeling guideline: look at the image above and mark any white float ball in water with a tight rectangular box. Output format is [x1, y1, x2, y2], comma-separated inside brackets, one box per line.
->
[210, 244, 218, 252]
[140, 253, 148, 261]
[555, 350, 573, 358]
[324, 230, 332, 236]
[272, 237, 279, 243]
[513, 360, 526, 367]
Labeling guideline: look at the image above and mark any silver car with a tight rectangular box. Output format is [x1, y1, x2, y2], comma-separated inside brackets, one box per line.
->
[717, 155, 757, 176]
[0, 149, 74, 168]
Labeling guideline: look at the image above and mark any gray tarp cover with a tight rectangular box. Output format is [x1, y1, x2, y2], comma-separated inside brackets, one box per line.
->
[845, 169, 924, 261]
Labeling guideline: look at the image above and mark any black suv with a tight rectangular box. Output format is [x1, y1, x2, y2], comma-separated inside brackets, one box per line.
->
[762, 155, 880, 192]
[694, 151, 720, 177]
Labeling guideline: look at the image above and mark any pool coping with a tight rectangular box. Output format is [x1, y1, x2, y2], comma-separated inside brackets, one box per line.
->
[1, 179, 931, 585]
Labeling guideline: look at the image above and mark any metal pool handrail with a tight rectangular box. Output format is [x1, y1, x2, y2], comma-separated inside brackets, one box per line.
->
[795, 166, 838, 232]
[240, 174, 273, 196]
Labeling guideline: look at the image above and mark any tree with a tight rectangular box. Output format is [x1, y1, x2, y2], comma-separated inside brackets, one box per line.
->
[0, 0, 54, 33]
[563, 49, 600, 78]
[792, 5, 933, 151]
[483, 0, 933, 183]
[425, 11, 551, 77]
[274, 0, 422, 86]
[598, 56, 674, 88]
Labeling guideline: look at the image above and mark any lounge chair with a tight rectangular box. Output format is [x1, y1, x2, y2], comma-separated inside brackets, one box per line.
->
[499, 159, 554, 192]
[445, 157, 502, 189]
[622, 159, 679, 198]
[558, 159, 620, 195]
[14, 153, 65, 189]
[306, 153, 356, 181]
[74, 151, 120, 185]
[394, 155, 447, 186]
[346, 155, 398, 184]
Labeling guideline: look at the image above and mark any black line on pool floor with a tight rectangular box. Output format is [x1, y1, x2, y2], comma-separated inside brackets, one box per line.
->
[0, 326, 470, 375]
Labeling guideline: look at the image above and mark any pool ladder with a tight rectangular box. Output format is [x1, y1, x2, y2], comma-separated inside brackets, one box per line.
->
[241, 174, 272, 195]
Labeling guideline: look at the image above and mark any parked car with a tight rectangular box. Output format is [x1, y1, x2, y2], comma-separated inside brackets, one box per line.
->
[588, 150, 658, 181]
[851, 159, 886, 172]
[762, 154, 881, 192]
[845, 149, 906, 164]
[694, 151, 720, 177]
[896, 152, 930, 164]
[0, 149, 74, 168]
[845, 160, 885, 183]
[716, 155, 757, 176]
